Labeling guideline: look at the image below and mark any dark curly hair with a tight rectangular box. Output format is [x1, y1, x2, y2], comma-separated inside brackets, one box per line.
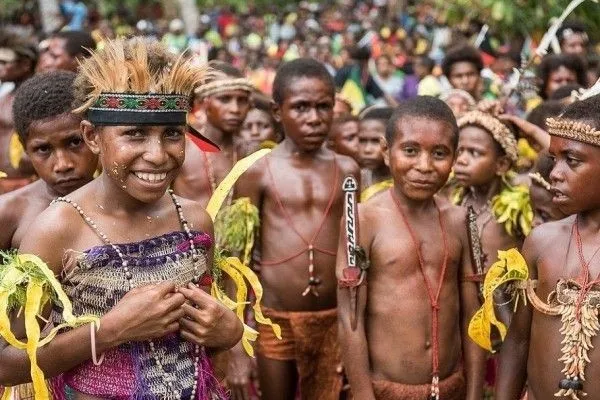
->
[441, 45, 483, 78]
[537, 54, 587, 99]
[12, 71, 78, 144]
[272, 58, 334, 105]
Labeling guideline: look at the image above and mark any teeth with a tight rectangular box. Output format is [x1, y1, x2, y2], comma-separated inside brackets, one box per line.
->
[134, 172, 167, 182]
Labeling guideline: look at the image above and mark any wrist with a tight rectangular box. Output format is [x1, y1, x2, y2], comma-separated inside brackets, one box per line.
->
[96, 314, 124, 350]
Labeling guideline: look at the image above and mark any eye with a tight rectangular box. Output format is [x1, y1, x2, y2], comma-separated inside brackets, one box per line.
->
[33, 145, 51, 155]
[68, 137, 83, 148]
[216, 95, 232, 103]
[125, 129, 145, 138]
[318, 102, 333, 112]
[433, 149, 449, 159]
[470, 149, 480, 157]
[294, 103, 309, 113]
[164, 128, 183, 140]
[566, 156, 580, 167]
[403, 147, 417, 156]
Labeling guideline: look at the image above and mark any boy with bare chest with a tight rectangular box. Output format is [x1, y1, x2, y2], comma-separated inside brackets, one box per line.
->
[337, 97, 485, 400]
[496, 95, 600, 400]
[235, 58, 360, 400]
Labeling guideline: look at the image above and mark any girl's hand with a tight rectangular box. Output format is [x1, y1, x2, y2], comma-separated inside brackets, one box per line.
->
[100, 282, 186, 346]
[178, 283, 244, 350]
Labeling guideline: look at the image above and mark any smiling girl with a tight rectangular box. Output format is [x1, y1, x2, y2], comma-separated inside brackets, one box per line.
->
[0, 38, 243, 399]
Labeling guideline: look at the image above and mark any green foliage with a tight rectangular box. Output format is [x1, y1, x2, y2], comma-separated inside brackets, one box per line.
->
[437, 0, 600, 41]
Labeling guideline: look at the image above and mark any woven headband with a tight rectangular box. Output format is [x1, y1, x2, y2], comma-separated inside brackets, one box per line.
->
[458, 111, 518, 163]
[194, 78, 254, 98]
[87, 92, 219, 152]
[87, 93, 190, 126]
[546, 117, 600, 147]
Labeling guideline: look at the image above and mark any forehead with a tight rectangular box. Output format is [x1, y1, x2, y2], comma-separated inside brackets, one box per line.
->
[48, 37, 68, 52]
[282, 76, 334, 103]
[207, 89, 251, 100]
[359, 119, 385, 136]
[27, 113, 82, 142]
[549, 135, 600, 156]
[458, 125, 496, 146]
[549, 66, 576, 77]
[450, 61, 478, 76]
[245, 108, 271, 121]
[395, 116, 454, 147]
[333, 120, 359, 133]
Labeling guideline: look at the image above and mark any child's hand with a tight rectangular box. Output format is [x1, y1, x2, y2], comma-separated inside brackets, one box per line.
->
[100, 282, 186, 345]
[178, 283, 244, 350]
[227, 342, 254, 400]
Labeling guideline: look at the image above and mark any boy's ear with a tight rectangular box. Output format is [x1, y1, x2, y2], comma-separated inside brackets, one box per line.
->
[81, 120, 101, 155]
[271, 100, 282, 123]
[380, 136, 390, 167]
[495, 155, 512, 175]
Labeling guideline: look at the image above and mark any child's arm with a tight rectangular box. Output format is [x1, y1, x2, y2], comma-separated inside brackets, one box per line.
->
[495, 235, 537, 400]
[458, 209, 486, 400]
[336, 208, 375, 400]
[0, 209, 188, 385]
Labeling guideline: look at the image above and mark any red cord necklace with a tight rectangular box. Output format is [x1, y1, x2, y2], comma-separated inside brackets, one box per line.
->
[390, 189, 449, 400]
[573, 216, 600, 315]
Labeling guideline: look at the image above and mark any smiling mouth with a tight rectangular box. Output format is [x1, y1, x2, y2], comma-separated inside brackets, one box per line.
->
[551, 187, 568, 202]
[133, 172, 168, 183]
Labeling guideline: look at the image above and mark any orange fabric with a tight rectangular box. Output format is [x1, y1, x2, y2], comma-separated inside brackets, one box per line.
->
[372, 368, 466, 400]
[257, 307, 343, 400]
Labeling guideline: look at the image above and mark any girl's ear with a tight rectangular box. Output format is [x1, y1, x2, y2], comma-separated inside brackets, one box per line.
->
[380, 136, 390, 167]
[81, 120, 101, 155]
[271, 100, 282, 123]
[495, 155, 512, 176]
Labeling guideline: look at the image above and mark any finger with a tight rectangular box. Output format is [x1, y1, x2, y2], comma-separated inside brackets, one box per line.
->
[163, 321, 180, 336]
[179, 315, 206, 337]
[178, 284, 213, 308]
[164, 307, 186, 324]
[181, 303, 205, 320]
[180, 328, 204, 346]
[155, 281, 178, 296]
[163, 292, 186, 311]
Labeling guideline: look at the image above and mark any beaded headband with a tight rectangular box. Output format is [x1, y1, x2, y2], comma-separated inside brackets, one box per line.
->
[458, 111, 518, 163]
[546, 117, 600, 147]
[528, 172, 553, 192]
[88, 93, 189, 126]
[194, 77, 255, 98]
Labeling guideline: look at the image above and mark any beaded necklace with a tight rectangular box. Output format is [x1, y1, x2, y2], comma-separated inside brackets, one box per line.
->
[53, 189, 204, 398]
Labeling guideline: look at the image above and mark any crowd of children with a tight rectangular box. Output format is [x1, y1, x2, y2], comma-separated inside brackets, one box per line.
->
[2, 6, 600, 399]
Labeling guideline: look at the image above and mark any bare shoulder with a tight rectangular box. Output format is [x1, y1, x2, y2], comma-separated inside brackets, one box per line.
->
[358, 192, 392, 241]
[335, 153, 361, 177]
[18, 200, 86, 273]
[437, 197, 468, 233]
[173, 195, 214, 236]
[0, 182, 47, 248]
[523, 216, 574, 261]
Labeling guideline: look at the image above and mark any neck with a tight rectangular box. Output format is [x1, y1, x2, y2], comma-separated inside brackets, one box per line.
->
[391, 185, 437, 215]
[41, 180, 61, 203]
[468, 176, 502, 205]
[204, 123, 234, 149]
[371, 164, 391, 184]
[279, 137, 323, 159]
[577, 210, 600, 235]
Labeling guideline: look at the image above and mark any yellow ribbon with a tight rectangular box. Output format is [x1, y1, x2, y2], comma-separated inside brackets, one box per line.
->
[0, 253, 98, 398]
[360, 179, 393, 203]
[468, 248, 529, 352]
[9, 132, 24, 170]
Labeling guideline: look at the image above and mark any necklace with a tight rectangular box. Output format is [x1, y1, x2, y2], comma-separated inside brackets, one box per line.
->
[390, 190, 449, 400]
[54, 189, 204, 398]
[205, 150, 237, 207]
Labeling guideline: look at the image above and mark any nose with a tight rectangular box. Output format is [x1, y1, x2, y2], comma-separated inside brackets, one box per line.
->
[455, 150, 468, 166]
[306, 107, 321, 125]
[142, 138, 168, 165]
[415, 153, 433, 173]
[549, 161, 564, 185]
[53, 149, 75, 174]
[250, 124, 261, 138]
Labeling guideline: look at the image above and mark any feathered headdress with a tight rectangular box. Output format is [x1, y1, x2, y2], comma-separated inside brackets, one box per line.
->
[73, 38, 219, 151]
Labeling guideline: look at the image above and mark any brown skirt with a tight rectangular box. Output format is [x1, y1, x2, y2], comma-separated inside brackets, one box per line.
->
[257, 306, 342, 400]
[372, 368, 466, 400]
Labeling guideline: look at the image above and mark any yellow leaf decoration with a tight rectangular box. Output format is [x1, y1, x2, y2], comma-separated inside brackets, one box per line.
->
[468, 248, 529, 352]
[491, 181, 533, 237]
[9, 132, 24, 171]
[204, 148, 280, 357]
[0, 252, 99, 399]
[214, 198, 259, 266]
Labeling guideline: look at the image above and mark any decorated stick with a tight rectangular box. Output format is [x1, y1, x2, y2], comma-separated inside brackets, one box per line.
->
[466, 206, 485, 297]
[339, 175, 364, 330]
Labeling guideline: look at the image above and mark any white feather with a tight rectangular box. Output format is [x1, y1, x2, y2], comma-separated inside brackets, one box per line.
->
[575, 77, 600, 101]
[536, 0, 589, 57]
